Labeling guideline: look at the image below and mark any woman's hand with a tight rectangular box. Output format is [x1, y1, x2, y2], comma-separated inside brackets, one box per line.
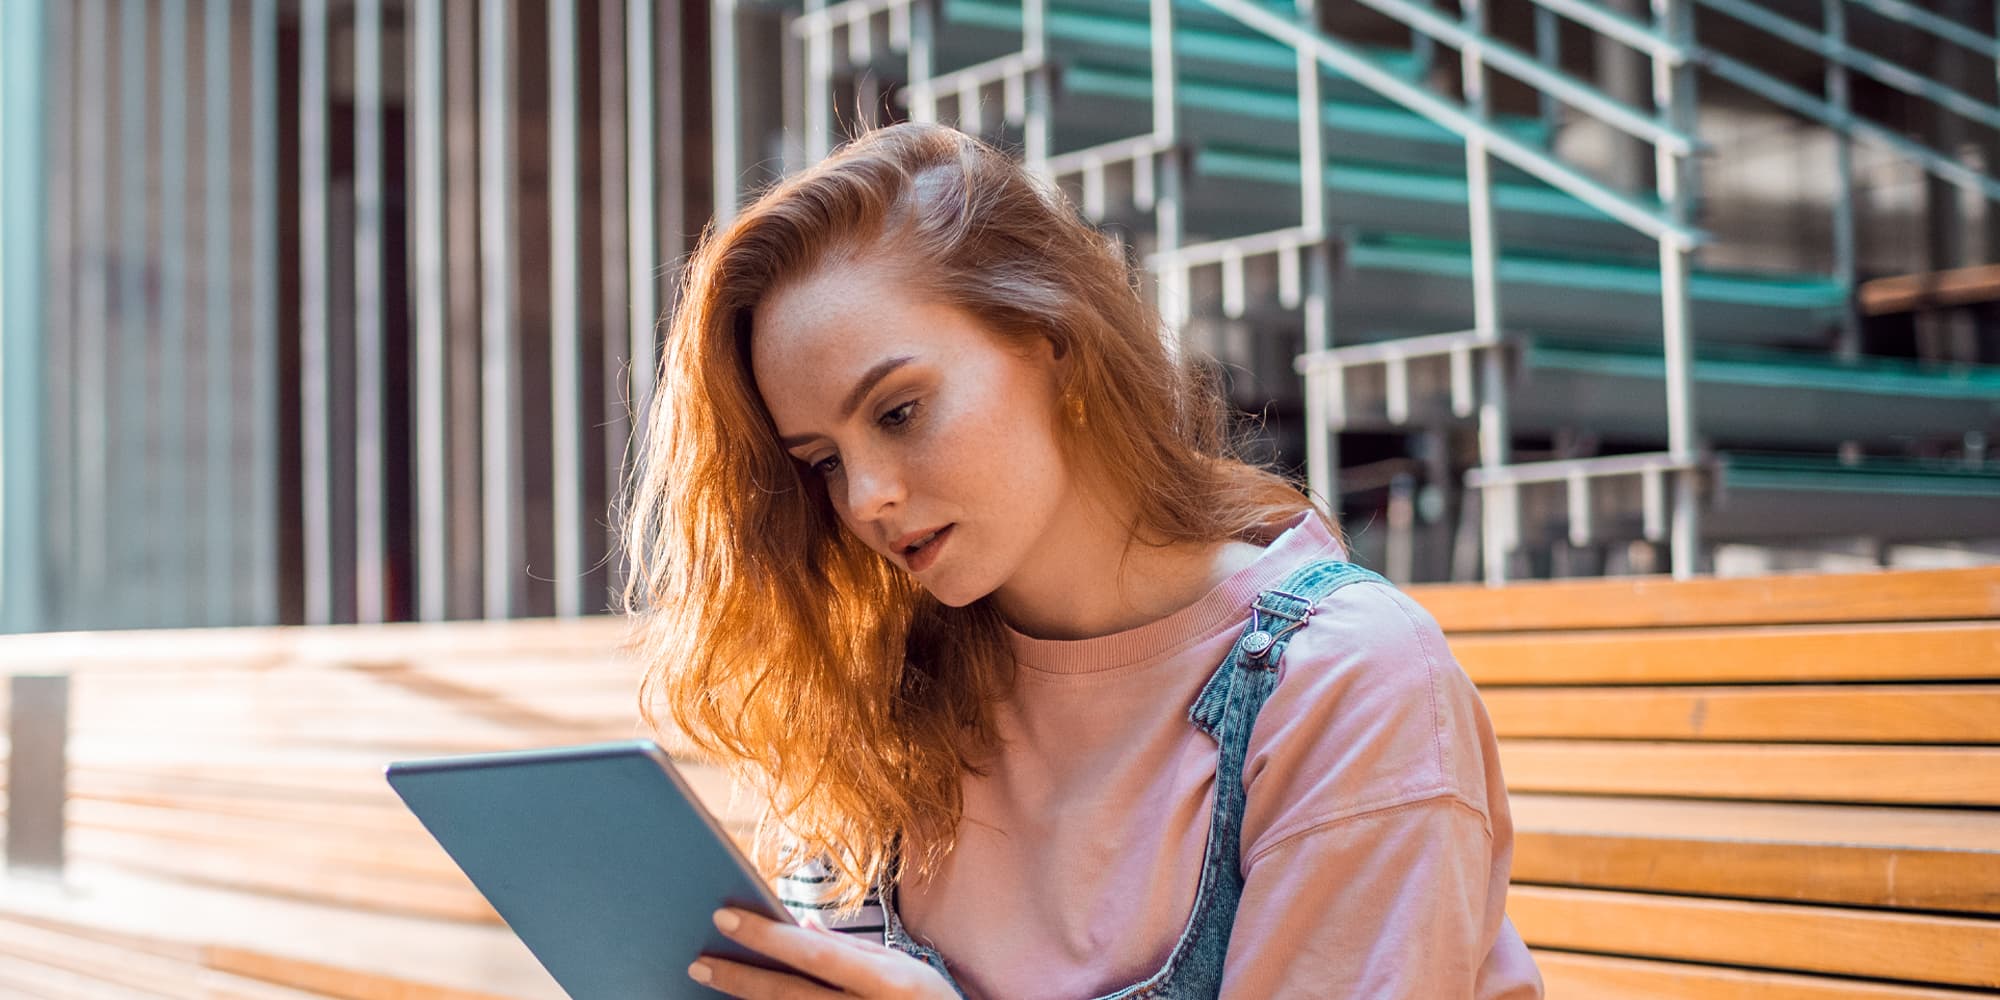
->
[690, 908, 958, 999]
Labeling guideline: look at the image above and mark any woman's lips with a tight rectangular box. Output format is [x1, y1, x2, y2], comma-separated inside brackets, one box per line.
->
[905, 524, 954, 573]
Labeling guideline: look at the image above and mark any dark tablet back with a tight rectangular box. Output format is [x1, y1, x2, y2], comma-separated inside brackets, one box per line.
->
[386, 739, 792, 999]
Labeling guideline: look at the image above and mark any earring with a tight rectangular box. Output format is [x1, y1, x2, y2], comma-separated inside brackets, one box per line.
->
[1065, 393, 1086, 427]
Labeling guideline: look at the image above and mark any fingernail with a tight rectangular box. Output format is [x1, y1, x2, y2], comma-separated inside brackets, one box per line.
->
[688, 961, 712, 984]
[713, 909, 741, 933]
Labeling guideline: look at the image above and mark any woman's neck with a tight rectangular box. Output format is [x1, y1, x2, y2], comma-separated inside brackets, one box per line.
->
[989, 494, 1264, 641]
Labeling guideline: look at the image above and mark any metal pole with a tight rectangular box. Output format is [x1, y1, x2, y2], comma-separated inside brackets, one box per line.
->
[1655, 0, 1702, 578]
[160, 0, 189, 627]
[43, 0, 77, 631]
[1462, 0, 1513, 585]
[1826, 0, 1860, 358]
[1534, 4, 1560, 134]
[1024, 0, 1051, 174]
[77, 0, 109, 629]
[628, 0, 659, 428]
[713, 0, 741, 223]
[0, 0, 51, 634]
[480, 0, 521, 619]
[301, 0, 332, 623]
[551, 0, 584, 618]
[251, 0, 277, 625]
[909, 0, 936, 121]
[1151, 0, 1185, 352]
[1297, 0, 1337, 515]
[415, 0, 448, 621]
[357, 0, 387, 624]
[805, 0, 834, 162]
[119, 0, 153, 626]
[202, 0, 233, 625]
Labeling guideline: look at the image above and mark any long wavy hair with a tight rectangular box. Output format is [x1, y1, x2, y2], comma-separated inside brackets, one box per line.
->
[616, 121, 1339, 909]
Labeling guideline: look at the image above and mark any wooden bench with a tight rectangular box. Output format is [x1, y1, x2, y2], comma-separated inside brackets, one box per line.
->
[3, 567, 1997, 997]
[1423, 565, 2000, 997]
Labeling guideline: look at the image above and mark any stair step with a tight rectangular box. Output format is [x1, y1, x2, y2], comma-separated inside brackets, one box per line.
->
[1330, 336, 2000, 448]
[1329, 233, 1848, 345]
[945, 0, 1422, 89]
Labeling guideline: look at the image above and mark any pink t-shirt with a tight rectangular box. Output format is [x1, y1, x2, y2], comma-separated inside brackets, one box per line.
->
[895, 511, 1544, 998]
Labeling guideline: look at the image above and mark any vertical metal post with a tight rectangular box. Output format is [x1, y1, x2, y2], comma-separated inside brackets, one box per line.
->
[1151, 0, 1186, 352]
[202, 0, 233, 625]
[713, 0, 741, 223]
[600, 0, 632, 601]
[629, 0, 660, 426]
[415, 0, 448, 622]
[551, 0, 584, 618]
[805, 0, 834, 162]
[77, 0, 110, 629]
[356, 0, 387, 624]
[1654, 0, 1701, 579]
[251, 0, 278, 625]
[481, 0, 521, 619]
[0, 0, 51, 634]
[160, 0, 190, 627]
[1297, 0, 1336, 515]
[1463, 0, 1513, 585]
[909, 0, 937, 122]
[301, 0, 332, 624]
[5, 676, 68, 876]
[1825, 0, 1860, 358]
[1534, 5, 1560, 137]
[118, 0, 153, 626]
[1023, 0, 1051, 175]
[43, 0, 76, 631]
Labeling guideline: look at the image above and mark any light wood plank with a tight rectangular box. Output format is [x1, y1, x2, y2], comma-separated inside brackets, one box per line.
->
[1499, 741, 2000, 805]
[1411, 566, 2000, 631]
[1482, 684, 2000, 742]
[1455, 622, 2000, 685]
[1510, 886, 2000, 988]
[1532, 949, 2000, 999]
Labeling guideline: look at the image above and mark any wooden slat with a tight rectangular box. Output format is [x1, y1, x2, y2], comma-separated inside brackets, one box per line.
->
[1411, 566, 2000, 631]
[1499, 741, 2000, 805]
[206, 945, 523, 1000]
[1511, 795, 2000, 914]
[1456, 621, 2000, 685]
[1532, 949, 2000, 999]
[1858, 262, 2000, 314]
[1510, 886, 2000, 988]
[0, 616, 634, 673]
[1483, 684, 2000, 742]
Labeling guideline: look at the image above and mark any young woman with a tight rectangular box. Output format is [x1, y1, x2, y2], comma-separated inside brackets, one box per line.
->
[619, 121, 1543, 999]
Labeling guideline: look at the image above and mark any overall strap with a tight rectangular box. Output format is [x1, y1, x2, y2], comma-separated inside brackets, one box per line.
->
[1187, 557, 1389, 738]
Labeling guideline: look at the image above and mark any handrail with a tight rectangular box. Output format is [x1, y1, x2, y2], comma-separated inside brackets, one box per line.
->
[1342, 0, 1698, 156]
[1698, 0, 2000, 136]
[1195, 0, 1701, 248]
[1699, 46, 2000, 202]
[1847, 0, 1998, 56]
[1522, 0, 1688, 66]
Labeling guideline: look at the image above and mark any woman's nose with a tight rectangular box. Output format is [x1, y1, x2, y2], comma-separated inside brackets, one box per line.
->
[844, 457, 907, 520]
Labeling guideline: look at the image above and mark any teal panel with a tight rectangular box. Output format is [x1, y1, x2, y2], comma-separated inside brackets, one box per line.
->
[0, 0, 50, 633]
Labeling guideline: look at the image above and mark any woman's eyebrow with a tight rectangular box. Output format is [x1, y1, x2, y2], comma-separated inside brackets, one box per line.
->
[779, 355, 915, 448]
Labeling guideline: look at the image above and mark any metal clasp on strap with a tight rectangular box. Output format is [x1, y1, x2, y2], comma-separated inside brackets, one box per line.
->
[1241, 588, 1314, 665]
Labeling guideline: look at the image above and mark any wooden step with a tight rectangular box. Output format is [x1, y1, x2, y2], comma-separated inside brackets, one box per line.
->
[1409, 565, 2000, 631]
[1510, 885, 2000, 988]
[1532, 949, 1999, 999]
[1511, 794, 2000, 914]
[1499, 741, 2000, 806]
[1482, 683, 2000, 742]
[1454, 621, 2000, 685]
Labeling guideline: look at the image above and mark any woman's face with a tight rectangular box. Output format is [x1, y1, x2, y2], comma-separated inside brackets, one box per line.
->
[750, 262, 1076, 607]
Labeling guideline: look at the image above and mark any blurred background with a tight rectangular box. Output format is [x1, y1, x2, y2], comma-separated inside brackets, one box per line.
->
[0, 4, 1998, 998]
[0, 0, 1996, 629]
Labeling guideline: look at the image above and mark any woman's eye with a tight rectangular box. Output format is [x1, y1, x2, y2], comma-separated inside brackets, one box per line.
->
[880, 401, 917, 428]
[810, 454, 841, 476]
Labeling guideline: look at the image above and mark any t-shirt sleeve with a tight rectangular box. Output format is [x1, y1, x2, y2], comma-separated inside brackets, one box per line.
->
[1222, 580, 1543, 998]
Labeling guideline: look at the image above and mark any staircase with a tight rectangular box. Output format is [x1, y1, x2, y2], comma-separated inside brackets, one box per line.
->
[722, 0, 2000, 584]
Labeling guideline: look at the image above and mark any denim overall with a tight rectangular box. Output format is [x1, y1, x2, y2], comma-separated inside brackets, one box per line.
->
[878, 557, 1390, 999]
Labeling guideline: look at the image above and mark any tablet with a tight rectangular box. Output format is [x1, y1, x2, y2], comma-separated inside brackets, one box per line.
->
[386, 738, 799, 999]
